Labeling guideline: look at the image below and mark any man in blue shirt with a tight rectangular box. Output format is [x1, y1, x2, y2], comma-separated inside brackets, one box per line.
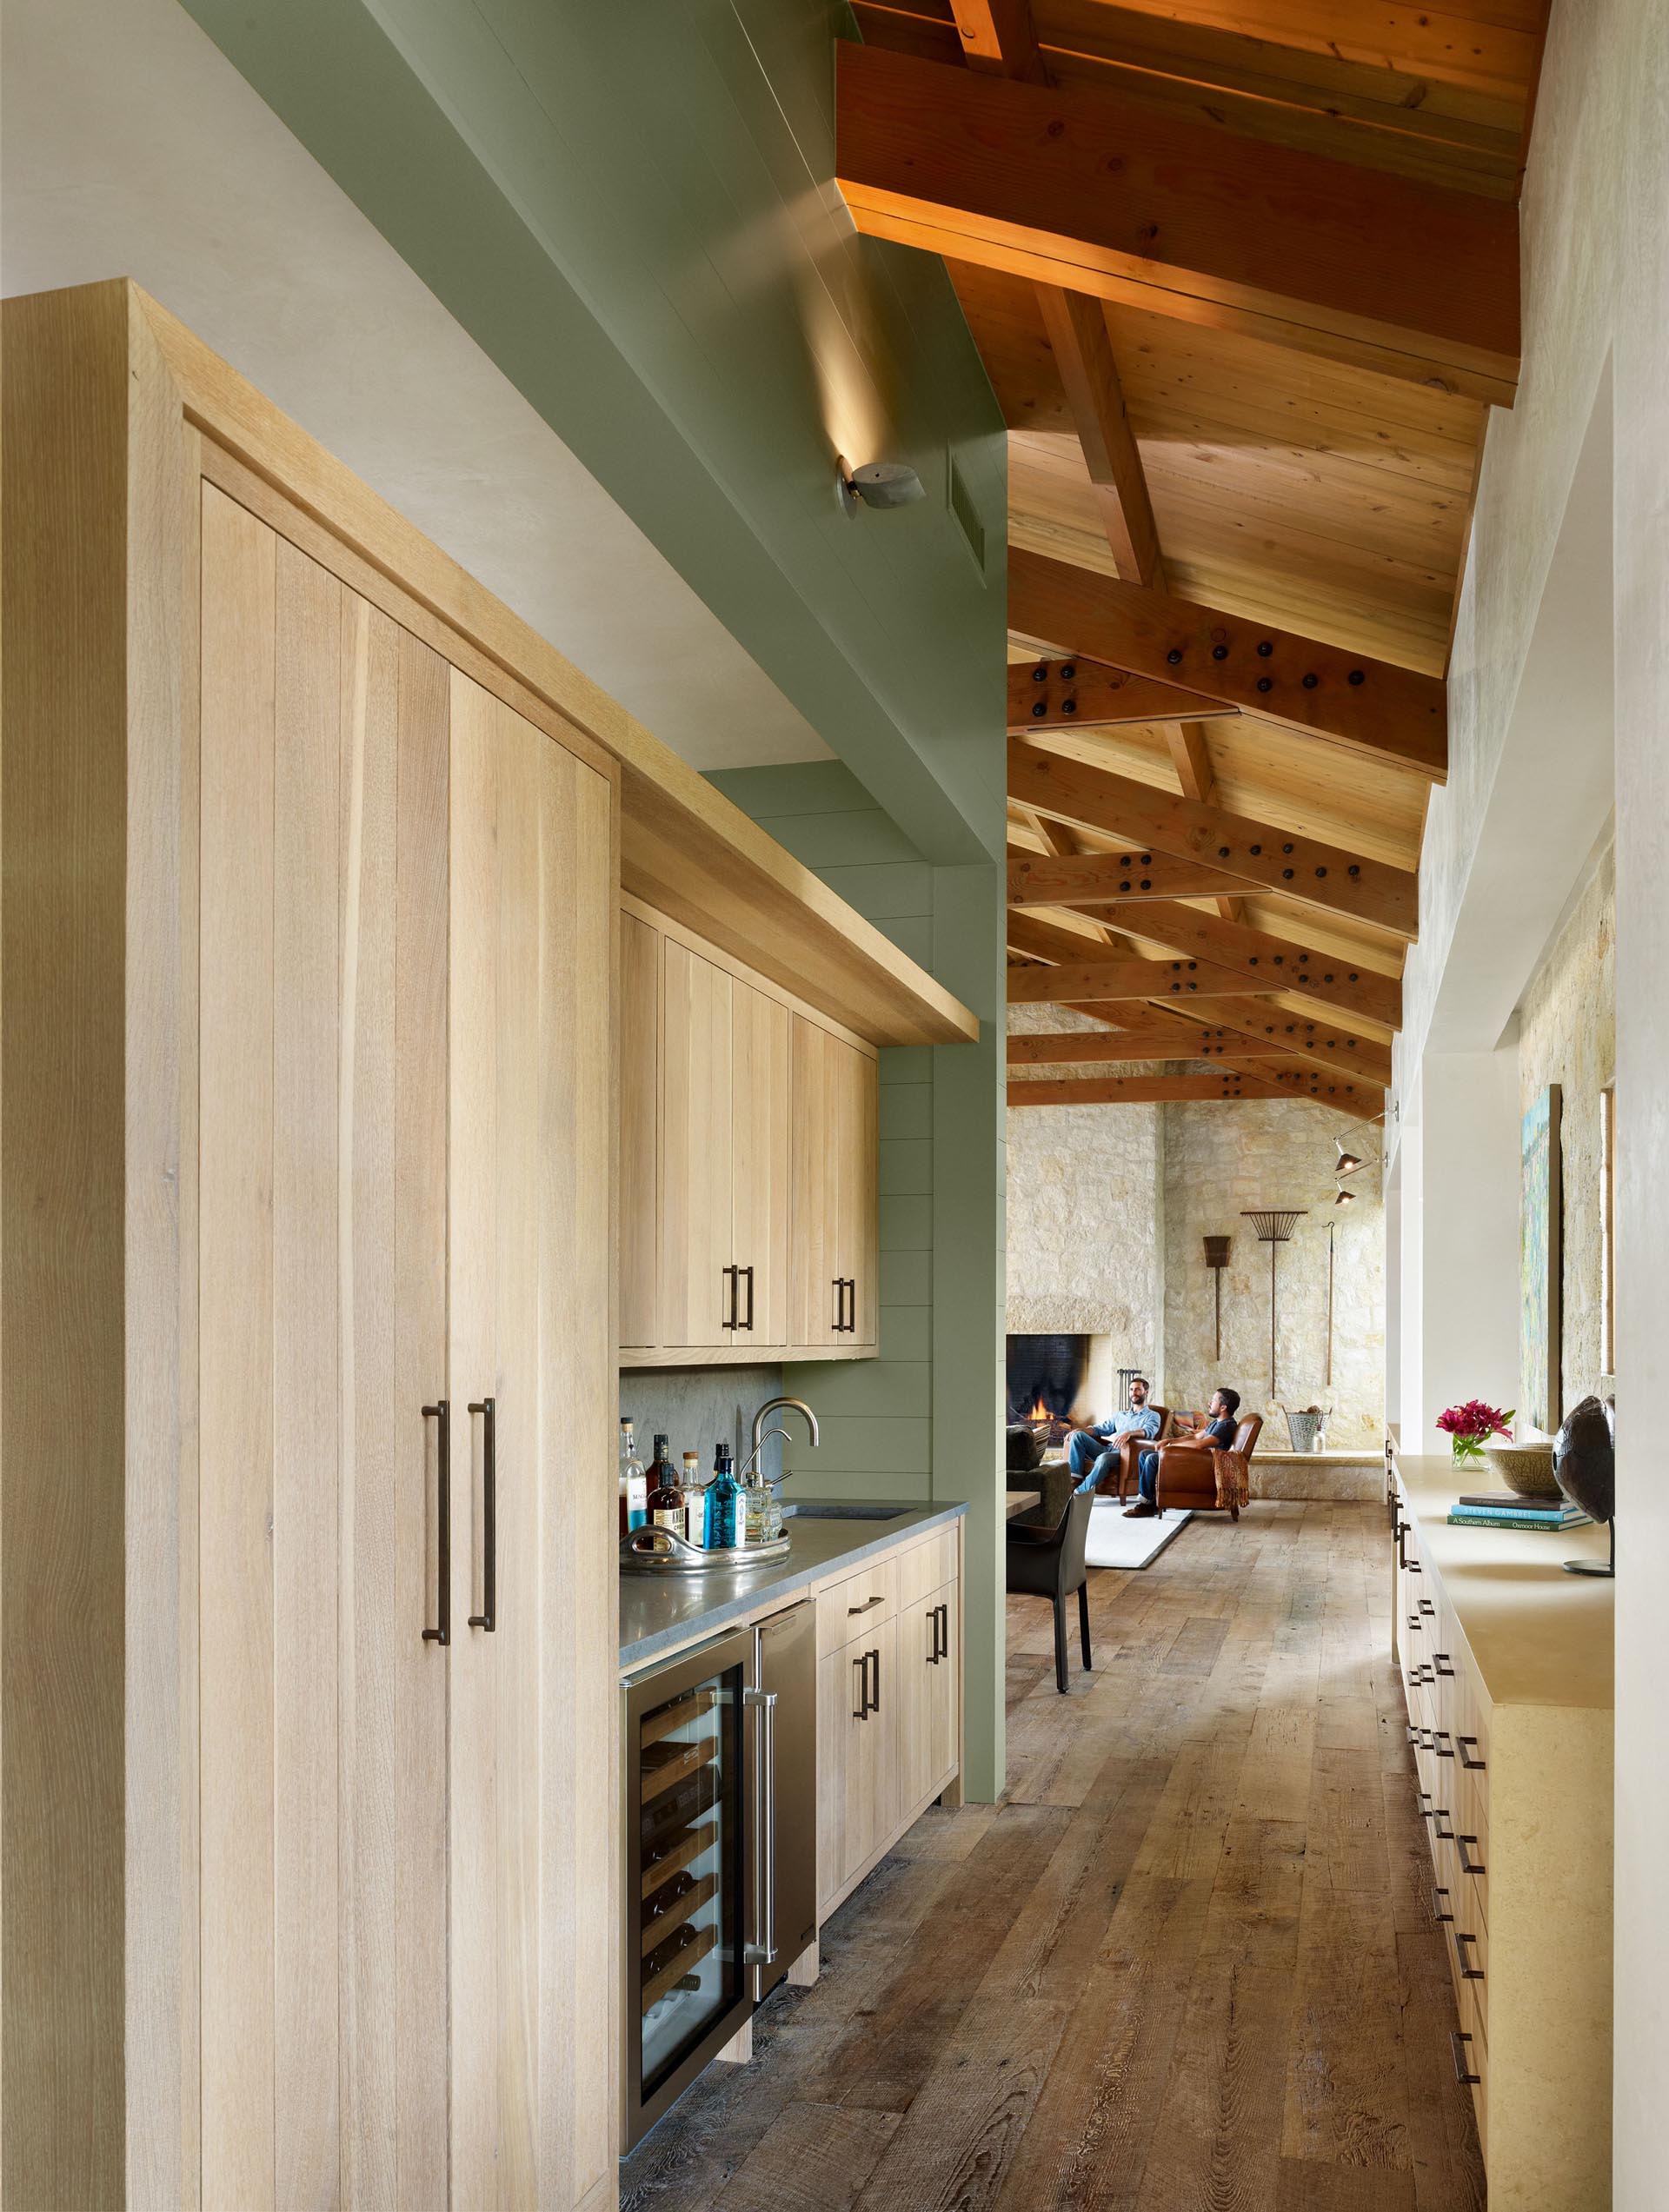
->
[1126, 1387, 1241, 1518]
[1066, 1375, 1161, 1492]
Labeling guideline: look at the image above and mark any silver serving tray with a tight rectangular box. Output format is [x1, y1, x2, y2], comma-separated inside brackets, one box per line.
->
[620, 1524, 790, 1574]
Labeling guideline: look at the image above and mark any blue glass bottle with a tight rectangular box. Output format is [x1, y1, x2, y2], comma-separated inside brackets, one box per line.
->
[704, 1444, 740, 1550]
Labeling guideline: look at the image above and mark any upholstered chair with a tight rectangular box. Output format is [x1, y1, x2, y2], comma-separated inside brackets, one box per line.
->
[1153, 1412, 1263, 1521]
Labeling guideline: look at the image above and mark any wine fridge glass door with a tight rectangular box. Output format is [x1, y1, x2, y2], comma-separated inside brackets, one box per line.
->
[629, 1638, 749, 2136]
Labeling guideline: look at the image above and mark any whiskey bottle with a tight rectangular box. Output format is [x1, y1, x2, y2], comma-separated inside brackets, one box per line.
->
[647, 1435, 685, 1532]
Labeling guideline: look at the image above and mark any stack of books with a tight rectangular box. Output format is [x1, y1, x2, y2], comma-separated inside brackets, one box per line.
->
[1446, 1491, 1591, 1531]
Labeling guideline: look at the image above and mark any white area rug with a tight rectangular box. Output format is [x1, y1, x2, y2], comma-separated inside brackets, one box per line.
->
[1084, 1499, 1193, 1570]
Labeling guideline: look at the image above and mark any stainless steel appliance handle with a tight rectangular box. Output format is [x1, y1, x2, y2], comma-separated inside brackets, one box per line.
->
[742, 1686, 778, 1966]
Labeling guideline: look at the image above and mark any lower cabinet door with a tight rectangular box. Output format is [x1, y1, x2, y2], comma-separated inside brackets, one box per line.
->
[816, 1617, 900, 1909]
[898, 1587, 960, 1816]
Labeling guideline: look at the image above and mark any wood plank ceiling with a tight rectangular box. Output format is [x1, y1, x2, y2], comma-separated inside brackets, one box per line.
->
[837, 0, 1553, 1122]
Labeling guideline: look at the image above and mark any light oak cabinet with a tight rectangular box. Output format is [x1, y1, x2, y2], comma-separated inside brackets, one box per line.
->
[815, 1528, 961, 1917]
[4, 284, 615, 2212]
[620, 900, 879, 1365]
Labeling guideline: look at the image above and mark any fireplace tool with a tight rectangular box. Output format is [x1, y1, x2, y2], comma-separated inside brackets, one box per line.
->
[1202, 1235, 1231, 1359]
[1241, 1210, 1307, 1398]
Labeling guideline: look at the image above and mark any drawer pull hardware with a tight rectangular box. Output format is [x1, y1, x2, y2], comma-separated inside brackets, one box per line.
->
[1432, 1886, 1454, 1923]
[927, 1601, 948, 1664]
[853, 1651, 868, 1720]
[467, 1395, 496, 1632]
[1433, 1730, 1454, 1759]
[1396, 1518, 1409, 1568]
[422, 1400, 451, 1646]
[1418, 1794, 1434, 1821]
[867, 1647, 881, 1715]
[1433, 1808, 1454, 1840]
[1419, 1598, 1436, 1616]
[1433, 1652, 1455, 1677]
[1454, 1930, 1484, 1981]
[848, 1593, 886, 1616]
[1457, 1735, 1486, 1771]
[1458, 1834, 1486, 1876]
[1451, 2030, 1480, 2086]
[1407, 1613, 1422, 1633]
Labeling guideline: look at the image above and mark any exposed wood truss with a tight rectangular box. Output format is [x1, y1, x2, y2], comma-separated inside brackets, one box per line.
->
[1010, 550, 1447, 779]
[1008, 658, 1233, 734]
[834, 41, 1521, 402]
[1009, 1071, 1380, 1118]
[841, 0, 1557, 1114]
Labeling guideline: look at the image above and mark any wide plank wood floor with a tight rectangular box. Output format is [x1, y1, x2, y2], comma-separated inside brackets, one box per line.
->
[619, 1502, 1485, 2212]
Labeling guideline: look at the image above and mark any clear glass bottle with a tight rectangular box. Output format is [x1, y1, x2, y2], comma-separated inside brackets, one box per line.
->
[681, 1451, 705, 1548]
[703, 1444, 740, 1551]
[741, 1465, 771, 1547]
[620, 1417, 648, 1534]
[647, 1434, 684, 1532]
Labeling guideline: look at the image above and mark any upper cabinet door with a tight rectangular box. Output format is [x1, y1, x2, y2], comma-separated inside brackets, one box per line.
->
[196, 487, 449, 2212]
[729, 978, 790, 1348]
[790, 1016, 844, 1348]
[661, 940, 735, 1346]
[446, 671, 615, 2210]
[836, 1042, 881, 1352]
[619, 910, 662, 1352]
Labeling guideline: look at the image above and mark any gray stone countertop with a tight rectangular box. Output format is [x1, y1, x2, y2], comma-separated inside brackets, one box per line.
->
[619, 1499, 967, 1675]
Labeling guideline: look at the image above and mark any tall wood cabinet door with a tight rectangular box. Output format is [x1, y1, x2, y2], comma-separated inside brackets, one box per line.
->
[447, 671, 615, 2210]
[196, 488, 449, 2210]
[895, 1592, 942, 1817]
[791, 1017, 843, 1347]
[836, 1043, 881, 1352]
[661, 939, 735, 1345]
[619, 909, 662, 1352]
[730, 978, 790, 1347]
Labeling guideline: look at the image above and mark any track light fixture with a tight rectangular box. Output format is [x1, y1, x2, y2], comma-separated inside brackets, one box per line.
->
[837, 456, 926, 515]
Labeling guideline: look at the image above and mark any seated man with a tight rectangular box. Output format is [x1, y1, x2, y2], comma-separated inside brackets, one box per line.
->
[1066, 1375, 1161, 1492]
[1125, 1386, 1241, 1519]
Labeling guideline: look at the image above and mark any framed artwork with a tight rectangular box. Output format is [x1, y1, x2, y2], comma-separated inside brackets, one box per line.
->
[1520, 1085, 1563, 1432]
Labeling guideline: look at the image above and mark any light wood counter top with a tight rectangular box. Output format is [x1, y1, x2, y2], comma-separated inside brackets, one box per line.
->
[1393, 1449, 1612, 1714]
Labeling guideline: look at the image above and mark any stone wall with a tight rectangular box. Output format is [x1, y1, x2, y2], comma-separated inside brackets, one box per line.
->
[1518, 839, 1616, 1414]
[1005, 1003, 1162, 1349]
[1164, 1099, 1385, 1448]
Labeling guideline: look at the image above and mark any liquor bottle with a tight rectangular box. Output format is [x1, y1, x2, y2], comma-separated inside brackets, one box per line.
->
[681, 1451, 705, 1548]
[703, 1444, 740, 1550]
[620, 1417, 648, 1535]
[741, 1464, 771, 1547]
[647, 1435, 685, 1532]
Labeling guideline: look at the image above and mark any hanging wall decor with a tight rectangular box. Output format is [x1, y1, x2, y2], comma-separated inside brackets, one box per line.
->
[1203, 1234, 1231, 1359]
[1520, 1085, 1563, 1433]
[1241, 1209, 1307, 1398]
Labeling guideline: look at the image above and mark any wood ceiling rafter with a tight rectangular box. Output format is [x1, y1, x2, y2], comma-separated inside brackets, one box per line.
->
[1007, 657, 1233, 734]
[1008, 849, 1253, 907]
[834, 40, 1522, 402]
[1095, 898, 1401, 1028]
[1008, 1069, 1380, 1119]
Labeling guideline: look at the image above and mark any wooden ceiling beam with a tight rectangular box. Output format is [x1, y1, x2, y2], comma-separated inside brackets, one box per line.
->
[1009, 1072, 1292, 1106]
[1007, 1027, 1291, 1065]
[1009, 849, 1258, 907]
[1101, 899, 1400, 1030]
[1009, 549, 1447, 781]
[1032, 282, 1160, 588]
[949, 0, 1045, 80]
[1007, 955, 1249, 1006]
[1007, 658, 1233, 734]
[1008, 738, 1420, 939]
[835, 43, 1520, 404]
[1154, 994, 1393, 1086]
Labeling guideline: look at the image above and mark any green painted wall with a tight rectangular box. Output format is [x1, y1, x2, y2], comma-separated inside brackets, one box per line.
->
[177, 0, 1007, 867]
[711, 763, 1007, 1800]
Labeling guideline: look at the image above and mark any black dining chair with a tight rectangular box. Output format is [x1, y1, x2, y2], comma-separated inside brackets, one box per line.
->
[1005, 1485, 1094, 1694]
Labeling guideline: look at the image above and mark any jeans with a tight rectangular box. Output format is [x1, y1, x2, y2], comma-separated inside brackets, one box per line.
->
[1067, 1429, 1130, 1492]
[1137, 1448, 1160, 1505]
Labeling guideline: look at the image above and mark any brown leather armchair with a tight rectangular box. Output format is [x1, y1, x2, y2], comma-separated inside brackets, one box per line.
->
[1153, 1412, 1263, 1521]
[1106, 1407, 1181, 1500]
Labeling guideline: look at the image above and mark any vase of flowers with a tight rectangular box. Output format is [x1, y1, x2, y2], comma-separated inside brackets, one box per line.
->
[1437, 1399, 1513, 1464]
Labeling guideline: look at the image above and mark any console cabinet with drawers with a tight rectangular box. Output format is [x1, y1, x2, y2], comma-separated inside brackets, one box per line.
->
[1388, 1445, 1613, 2211]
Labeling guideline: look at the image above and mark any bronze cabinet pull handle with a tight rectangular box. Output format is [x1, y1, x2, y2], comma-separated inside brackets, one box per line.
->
[1432, 1886, 1453, 1923]
[1433, 1652, 1455, 1676]
[1454, 1930, 1484, 1981]
[848, 1593, 885, 1616]
[422, 1400, 450, 1646]
[845, 1278, 857, 1334]
[1419, 1598, 1436, 1615]
[852, 1651, 869, 1721]
[1417, 1792, 1433, 1820]
[868, 1647, 881, 1713]
[1433, 1808, 1454, 1840]
[721, 1264, 739, 1330]
[1457, 1735, 1486, 1770]
[832, 1276, 844, 1332]
[467, 1396, 495, 1632]
[1433, 1730, 1454, 1758]
[1407, 1613, 1422, 1633]
[1458, 1833, 1486, 1876]
[740, 1264, 755, 1332]
[1451, 2030, 1480, 2086]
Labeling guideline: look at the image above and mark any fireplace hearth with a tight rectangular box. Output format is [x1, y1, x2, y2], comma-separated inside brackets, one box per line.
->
[1007, 1332, 1089, 1450]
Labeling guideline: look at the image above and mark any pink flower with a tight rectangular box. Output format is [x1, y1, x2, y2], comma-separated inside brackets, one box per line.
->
[1437, 1400, 1513, 1442]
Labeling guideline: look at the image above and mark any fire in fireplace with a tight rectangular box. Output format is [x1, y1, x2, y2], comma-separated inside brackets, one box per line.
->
[1006, 1333, 1089, 1449]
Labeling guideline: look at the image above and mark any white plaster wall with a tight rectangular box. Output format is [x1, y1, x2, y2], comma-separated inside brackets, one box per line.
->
[1163, 1099, 1384, 1446]
[1372, 0, 1669, 2184]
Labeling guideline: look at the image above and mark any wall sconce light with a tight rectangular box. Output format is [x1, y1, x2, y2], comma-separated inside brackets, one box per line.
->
[1333, 1185, 1356, 1206]
[837, 456, 926, 515]
[1334, 1139, 1364, 1175]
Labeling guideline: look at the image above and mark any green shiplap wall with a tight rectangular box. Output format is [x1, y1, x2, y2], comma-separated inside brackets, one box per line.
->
[710, 763, 1006, 1799]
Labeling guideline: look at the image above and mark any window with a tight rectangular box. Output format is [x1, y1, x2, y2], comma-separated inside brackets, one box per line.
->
[1600, 1083, 1616, 1374]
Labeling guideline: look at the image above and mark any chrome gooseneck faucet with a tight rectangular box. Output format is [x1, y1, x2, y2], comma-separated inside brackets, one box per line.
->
[744, 1394, 819, 1480]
